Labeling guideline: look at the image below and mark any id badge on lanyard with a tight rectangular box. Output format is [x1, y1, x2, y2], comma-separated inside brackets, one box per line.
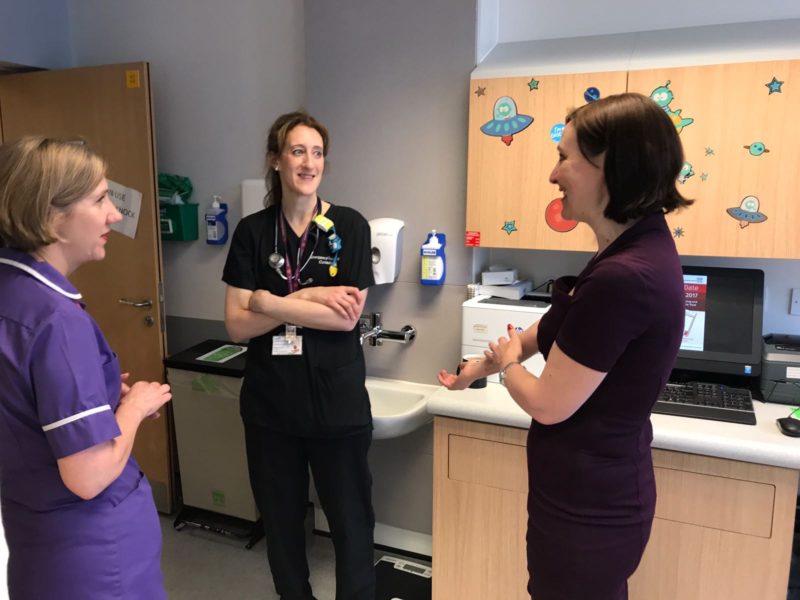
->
[272, 323, 303, 356]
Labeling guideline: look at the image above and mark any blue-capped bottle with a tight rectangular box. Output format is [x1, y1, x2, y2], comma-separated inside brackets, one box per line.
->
[205, 195, 228, 245]
[420, 230, 446, 285]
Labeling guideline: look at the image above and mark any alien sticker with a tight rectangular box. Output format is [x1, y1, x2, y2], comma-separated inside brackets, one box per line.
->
[677, 162, 694, 184]
[480, 96, 534, 146]
[650, 81, 694, 133]
[727, 195, 768, 229]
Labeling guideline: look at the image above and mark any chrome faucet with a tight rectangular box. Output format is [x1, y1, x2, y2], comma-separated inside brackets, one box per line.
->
[358, 312, 416, 346]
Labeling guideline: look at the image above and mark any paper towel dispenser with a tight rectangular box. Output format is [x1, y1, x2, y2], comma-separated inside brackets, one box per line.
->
[369, 218, 404, 285]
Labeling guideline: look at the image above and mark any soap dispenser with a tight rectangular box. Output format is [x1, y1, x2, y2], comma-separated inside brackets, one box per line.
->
[369, 218, 404, 284]
[420, 230, 446, 285]
[205, 195, 228, 245]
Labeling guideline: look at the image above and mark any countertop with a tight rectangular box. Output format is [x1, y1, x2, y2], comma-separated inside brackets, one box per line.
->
[427, 383, 800, 470]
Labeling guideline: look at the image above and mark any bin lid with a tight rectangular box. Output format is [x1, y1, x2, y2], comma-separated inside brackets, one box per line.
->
[164, 339, 247, 377]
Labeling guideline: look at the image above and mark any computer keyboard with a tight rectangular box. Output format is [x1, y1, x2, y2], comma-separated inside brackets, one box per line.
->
[652, 382, 757, 425]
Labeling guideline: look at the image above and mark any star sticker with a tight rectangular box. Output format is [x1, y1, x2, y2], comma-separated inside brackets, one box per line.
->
[700, 173, 708, 181]
[673, 227, 685, 238]
[501, 220, 518, 235]
[527, 78, 539, 91]
[474, 86, 486, 97]
[704, 147, 714, 156]
[765, 77, 784, 94]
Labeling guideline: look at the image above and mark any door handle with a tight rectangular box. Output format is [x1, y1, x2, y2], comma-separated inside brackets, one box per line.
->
[118, 298, 153, 308]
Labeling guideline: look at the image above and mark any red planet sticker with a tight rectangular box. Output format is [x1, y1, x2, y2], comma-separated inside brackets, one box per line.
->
[544, 198, 578, 232]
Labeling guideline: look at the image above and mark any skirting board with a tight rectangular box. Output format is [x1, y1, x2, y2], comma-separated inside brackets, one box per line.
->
[314, 507, 432, 557]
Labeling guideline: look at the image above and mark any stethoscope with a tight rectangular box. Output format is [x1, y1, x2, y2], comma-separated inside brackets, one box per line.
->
[268, 205, 320, 287]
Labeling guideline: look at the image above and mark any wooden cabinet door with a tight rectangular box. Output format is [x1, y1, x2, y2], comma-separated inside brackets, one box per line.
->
[466, 72, 627, 250]
[0, 64, 174, 512]
[628, 60, 800, 259]
[433, 417, 530, 600]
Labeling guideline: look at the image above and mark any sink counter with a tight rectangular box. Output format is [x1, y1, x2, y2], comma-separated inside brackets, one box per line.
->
[427, 382, 800, 469]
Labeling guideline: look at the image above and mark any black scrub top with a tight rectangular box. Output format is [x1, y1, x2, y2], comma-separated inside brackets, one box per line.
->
[222, 203, 375, 438]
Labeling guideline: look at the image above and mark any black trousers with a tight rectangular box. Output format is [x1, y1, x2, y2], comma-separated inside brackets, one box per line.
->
[244, 425, 376, 600]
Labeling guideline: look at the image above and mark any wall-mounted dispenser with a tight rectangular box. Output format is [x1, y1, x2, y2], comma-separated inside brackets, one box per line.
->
[369, 218, 404, 285]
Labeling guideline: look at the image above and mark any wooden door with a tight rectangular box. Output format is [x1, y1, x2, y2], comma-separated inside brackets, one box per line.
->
[466, 71, 627, 250]
[627, 60, 800, 259]
[0, 63, 174, 512]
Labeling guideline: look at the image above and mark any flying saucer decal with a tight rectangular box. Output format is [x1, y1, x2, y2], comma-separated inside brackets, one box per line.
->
[650, 81, 694, 133]
[480, 96, 534, 146]
[727, 195, 768, 228]
[545, 198, 578, 233]
[743, 141, 770, 157]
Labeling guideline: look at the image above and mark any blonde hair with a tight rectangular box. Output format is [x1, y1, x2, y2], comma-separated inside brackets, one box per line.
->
[0, 137, 106, 250]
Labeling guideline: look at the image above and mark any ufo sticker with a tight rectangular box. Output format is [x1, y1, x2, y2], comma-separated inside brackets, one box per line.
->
[727, 195, 768, 228]
[480, 96, 534, 146]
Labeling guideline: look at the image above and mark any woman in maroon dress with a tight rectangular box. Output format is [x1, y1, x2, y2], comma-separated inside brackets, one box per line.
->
[439, 93, 692, 599]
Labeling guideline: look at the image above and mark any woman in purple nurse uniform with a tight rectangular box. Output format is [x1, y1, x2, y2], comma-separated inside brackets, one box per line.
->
[0, 137, 172, 599]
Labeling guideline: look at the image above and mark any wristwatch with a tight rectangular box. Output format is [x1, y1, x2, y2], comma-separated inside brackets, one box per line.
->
[498, 361, 522, 387]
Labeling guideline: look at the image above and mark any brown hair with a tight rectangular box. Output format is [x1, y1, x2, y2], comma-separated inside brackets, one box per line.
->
[264, 110, 330, 207]
[0, 137, 106, 250]
[566, 93, 693, 224]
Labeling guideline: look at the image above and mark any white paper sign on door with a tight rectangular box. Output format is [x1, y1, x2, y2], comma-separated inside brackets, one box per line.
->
[107, 179, 143, 239]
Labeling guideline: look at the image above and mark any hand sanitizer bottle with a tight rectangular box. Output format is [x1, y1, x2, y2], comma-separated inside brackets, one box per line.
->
[420, 230, 446, 285]
[205, 195, 228, 245]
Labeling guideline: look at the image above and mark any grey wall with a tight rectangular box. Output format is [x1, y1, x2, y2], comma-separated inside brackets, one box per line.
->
[0, 0, 71, 68]
[305, 0, 477, 385]
[69, 0, 305, 338]
[303, 0, 476, 549]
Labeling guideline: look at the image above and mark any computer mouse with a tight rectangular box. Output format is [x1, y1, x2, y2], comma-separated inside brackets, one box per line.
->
[776, 417, 800, 437]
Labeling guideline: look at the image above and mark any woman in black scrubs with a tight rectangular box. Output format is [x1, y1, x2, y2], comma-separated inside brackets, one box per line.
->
[439, 93, 692, 599]
[223, 111, 375, 600]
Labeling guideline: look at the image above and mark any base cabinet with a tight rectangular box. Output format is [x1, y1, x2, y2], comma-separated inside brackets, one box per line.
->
[432, 416, 798, 600]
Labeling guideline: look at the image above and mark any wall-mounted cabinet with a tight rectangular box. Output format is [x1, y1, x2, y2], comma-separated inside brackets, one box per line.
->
[466, 60, 800, 258]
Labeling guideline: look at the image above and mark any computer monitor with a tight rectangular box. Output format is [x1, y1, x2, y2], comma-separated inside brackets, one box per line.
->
[674, 266, 764, 379]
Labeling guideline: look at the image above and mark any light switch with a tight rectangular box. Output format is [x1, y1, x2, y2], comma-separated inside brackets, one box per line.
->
[791, 288, 800, 316]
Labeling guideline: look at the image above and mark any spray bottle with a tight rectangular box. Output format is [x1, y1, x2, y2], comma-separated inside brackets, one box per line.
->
[205, 195, 228, 245]
[420, 230, 446, 285]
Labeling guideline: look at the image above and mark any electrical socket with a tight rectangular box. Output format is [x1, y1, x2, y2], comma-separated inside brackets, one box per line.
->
[791, 288, 800, 316]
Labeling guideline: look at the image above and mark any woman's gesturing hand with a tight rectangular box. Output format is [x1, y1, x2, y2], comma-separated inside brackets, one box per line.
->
[487, 324, 523, 371]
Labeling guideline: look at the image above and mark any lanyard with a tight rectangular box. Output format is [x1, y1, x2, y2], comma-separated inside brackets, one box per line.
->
[278, 199, 321, 293]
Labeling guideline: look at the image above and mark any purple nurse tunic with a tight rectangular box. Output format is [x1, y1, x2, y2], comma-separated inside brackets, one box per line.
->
[0, 248, 165, 600]
[527, 213, 685, 600]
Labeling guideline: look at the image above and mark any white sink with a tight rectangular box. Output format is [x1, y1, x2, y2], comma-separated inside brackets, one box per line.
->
[366, 376, 438, 439]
